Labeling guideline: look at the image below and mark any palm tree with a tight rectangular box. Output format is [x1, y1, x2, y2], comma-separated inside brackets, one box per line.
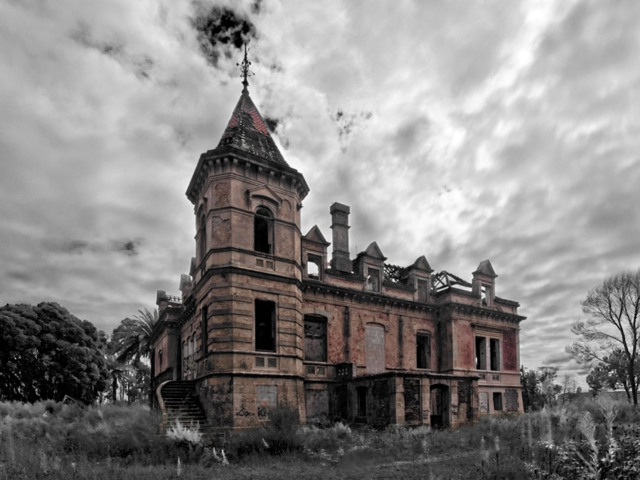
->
[111, 308, 158, 364]
[104, 354, 135, 403]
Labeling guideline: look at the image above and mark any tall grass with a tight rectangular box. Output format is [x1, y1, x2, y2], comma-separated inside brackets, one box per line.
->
[1, 397, 639, 479]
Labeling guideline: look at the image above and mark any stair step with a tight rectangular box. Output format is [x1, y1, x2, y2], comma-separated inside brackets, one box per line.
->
[159, 380, 208, 432]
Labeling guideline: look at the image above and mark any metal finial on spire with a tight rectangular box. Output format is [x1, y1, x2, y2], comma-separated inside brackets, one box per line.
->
[238, 43, 253, 92]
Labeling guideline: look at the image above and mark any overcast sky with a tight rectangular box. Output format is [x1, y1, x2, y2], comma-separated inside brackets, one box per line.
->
[2, 0, 639, 383]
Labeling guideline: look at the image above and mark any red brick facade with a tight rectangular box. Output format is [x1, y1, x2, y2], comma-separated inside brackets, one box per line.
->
[150, 87, 525, 430]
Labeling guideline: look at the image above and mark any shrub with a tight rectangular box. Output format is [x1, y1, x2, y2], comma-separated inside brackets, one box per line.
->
[166, 419, 203, 445]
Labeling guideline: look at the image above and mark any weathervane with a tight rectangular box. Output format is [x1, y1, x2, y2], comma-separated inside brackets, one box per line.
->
[238, 43, 253, 92]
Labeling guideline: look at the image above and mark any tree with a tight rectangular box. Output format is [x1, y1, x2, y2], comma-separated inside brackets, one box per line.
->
[0, 302, 108, 404]
[110, 308, 158, 364]
[104, 354, 135, 403]
[560, 374, 579, 405]
[110, 308, 158, 405]
[566, 269, 640, 405]
[538, 366, 562, 406]
[520, 365, 563, 410]
[521, 365, 544, 411]
[586, 362, 616, 396]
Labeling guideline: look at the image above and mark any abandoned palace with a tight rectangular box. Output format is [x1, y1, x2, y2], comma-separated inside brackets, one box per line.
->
[150, 57, 526, 430]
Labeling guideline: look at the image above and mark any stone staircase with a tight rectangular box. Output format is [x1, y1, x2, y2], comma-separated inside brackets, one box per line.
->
[158, 380, 207, 432]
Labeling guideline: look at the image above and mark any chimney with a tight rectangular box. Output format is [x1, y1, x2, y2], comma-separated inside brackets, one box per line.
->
[330, 202, 351, 273]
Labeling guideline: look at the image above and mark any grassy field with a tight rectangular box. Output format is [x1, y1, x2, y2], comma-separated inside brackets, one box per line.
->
[1, 397, 639, 479]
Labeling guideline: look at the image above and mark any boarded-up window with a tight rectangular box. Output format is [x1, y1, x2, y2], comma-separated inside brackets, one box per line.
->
[505, 388, 519, 412]
[255, 300, 276, 351]
[479, 392, 489, 413]
[365, 323, 385, 374]
[502, 330, 518, 371]
[305, 389, 329, 420]
[404, 378, 421, 422]
[304, 315, 327, 361]
[257, 385, 277, 418]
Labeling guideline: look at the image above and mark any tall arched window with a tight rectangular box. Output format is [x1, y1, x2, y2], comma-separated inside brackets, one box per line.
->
[254, 207, 273, 254]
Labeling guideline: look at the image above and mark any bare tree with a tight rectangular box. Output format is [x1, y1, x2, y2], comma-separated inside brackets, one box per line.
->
[567, 269, 640, 405]
[560, 374, 578, 405]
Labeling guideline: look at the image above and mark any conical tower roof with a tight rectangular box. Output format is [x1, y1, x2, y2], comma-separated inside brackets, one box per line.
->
[216, 89, 288, 168]
[186, 47, 308, 205]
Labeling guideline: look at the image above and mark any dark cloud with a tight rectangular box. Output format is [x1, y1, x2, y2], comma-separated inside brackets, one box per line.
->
[333, 109, 373, 152]
[263, 116, 279, 133]
[112, 239, 143, 256]
[43, 238, 144, 256]
[191, 3, 257, 66]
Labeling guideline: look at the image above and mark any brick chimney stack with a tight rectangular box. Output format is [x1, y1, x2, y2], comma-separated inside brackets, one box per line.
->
[330, 202, 351, 273]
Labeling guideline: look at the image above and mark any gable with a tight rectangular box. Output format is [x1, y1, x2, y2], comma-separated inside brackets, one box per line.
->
[363, 241, 386, 260]
[303, 225, 330, 246]
[409, 255, 433, 273]
[475, 259, 497, 277]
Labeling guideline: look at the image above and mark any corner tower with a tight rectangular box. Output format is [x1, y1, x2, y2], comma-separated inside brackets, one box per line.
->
[180, 50, 309, 429]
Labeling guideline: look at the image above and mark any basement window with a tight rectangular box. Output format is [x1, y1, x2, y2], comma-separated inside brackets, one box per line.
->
[416, 333, 431, 369]
[255, 299, 276, 352]
[254, 207, 273, 254]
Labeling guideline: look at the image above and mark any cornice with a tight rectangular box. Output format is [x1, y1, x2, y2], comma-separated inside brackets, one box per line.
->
[440, 302, 526, 324]
[186, 147, 309, 204]
[302, 280, 437, 313]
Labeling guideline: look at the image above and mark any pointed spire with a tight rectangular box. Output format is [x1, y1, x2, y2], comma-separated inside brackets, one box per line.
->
[237, 43, 253, 92]
[212, 45, 289, 167]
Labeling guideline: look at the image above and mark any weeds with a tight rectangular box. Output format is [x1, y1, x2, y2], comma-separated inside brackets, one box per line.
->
[1, 397, 639, 479]
[166, 419, 202, 445]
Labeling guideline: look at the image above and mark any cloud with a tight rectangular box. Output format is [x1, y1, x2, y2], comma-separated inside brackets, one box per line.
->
[1, 0, 639, 388]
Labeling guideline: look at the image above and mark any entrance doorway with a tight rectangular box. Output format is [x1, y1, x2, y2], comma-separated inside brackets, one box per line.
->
[430, 384, 449, 428]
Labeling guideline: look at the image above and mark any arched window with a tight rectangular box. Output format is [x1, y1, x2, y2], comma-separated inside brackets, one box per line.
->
[254, 207, 273, 254]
